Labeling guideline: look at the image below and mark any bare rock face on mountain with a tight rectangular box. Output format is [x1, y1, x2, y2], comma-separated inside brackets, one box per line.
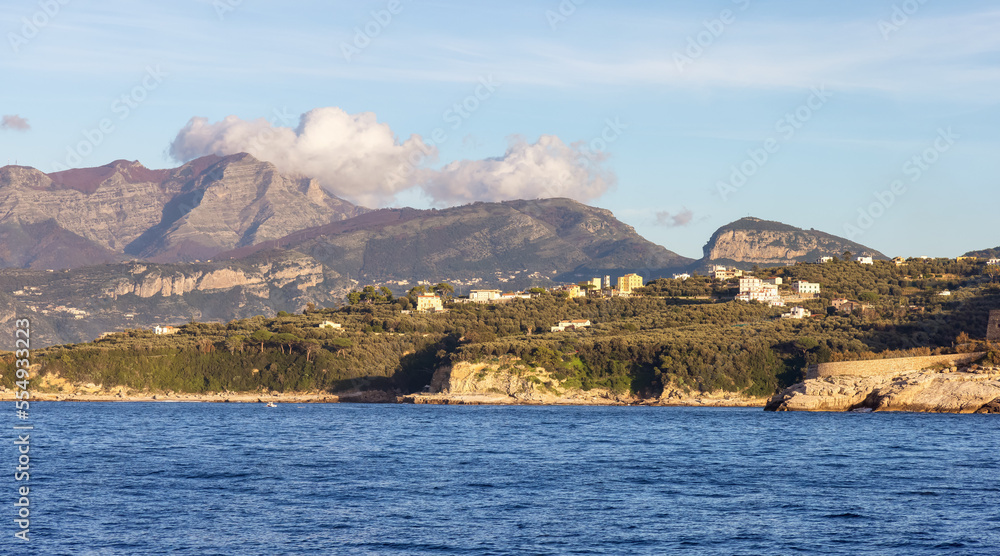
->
[702, 217, 886, 268]
[0, 154, 366, 269]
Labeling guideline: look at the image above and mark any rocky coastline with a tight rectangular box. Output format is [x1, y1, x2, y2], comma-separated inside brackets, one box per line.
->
[765, 364, 1000, 413]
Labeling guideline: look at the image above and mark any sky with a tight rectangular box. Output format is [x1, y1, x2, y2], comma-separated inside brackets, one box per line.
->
[1, 0, 998, 259]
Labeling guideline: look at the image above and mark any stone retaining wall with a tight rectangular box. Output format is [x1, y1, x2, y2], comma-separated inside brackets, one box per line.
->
[806, 352, 986, 379]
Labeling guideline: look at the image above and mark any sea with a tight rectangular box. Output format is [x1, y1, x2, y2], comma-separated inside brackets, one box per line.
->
[5, 403, 999, 555]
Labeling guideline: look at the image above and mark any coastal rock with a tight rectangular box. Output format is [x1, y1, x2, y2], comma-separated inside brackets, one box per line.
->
[766, 366, 1000, 412]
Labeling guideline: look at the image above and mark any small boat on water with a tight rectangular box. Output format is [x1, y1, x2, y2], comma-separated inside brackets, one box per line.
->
[265, 402, 277, 408]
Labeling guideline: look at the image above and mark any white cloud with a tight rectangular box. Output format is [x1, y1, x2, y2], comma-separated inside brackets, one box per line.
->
[169, 109, 615, 207]
[169, 107, 436, 208]
[420, 134, 614, 205]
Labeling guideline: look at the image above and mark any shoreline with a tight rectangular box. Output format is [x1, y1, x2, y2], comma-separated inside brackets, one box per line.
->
[0, 390, 768, 407]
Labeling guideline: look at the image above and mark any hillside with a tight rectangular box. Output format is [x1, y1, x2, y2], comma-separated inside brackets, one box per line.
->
[964, 247, 1000, 259]
[0, 251, 345, 347]
[219, 198, 694, 287]
[0, 154, 366, 268]
[700, 217, 887, 269]
[6, 258, 998, 406]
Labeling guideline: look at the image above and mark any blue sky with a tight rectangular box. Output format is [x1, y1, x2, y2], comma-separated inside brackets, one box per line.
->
[1, 0, 998, 258]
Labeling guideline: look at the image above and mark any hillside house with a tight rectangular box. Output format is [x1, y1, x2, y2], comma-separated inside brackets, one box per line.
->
[764, 277, 782, 286]
[892, 257, 907, 266]
[673, 273, 691, 281]
[153, 325, 178, 335]
[709, 266, 743, 280]
[617, 273, 644, 293]
[792, 281, 821, 295]
[831, 298, 867, 314]
[856, 256, 874, 265]
[817, 256, 834, 263]
[781, 307, 812, 319]
[988, 259, 1000, 266]
[551, 319, 592, 332]
[318, 321, 341, 329]
[736, 277, 783, 305]
[469, 289, 502, 303]
[416, 294, 444, 312]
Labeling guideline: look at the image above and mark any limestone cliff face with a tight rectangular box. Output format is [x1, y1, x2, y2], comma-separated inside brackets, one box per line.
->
[427, 360, 631, 404]
[104, 259, 325, 299]
[702, 217, 886, 267]
[765, 365, 1000, 413]
[0, 154, 366, 268]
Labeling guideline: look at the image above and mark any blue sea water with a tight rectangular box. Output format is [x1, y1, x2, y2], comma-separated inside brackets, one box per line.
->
[5, 403, 1000, 555]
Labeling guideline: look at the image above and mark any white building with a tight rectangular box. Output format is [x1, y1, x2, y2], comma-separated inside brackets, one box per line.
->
[736, 279, 782, 305]
[817, 256, 834, 263]
[781, 307, 812, 319]
[673, 273, 691, 281]
[551, 319, 592, 332]
[792, 281, 821, 295]
[764, 277, 782, 286]
[988, 259, 1000, 266]
[469, 289, 502, 303]
[857, 256, 874, 265]
[416, 294, 444, 312]
[153, 325, 178, 335]
[319, 321, 341, 329]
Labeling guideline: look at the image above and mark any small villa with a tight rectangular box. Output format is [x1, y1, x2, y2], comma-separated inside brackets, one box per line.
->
[318, 321, 341, 329]
[551, 319, 592, 332]
[153, 325, 178, 335]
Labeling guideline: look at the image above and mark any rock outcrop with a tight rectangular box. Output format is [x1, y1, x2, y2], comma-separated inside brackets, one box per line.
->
[701, 217, 886, 268]
[765, 365, 1000, 413]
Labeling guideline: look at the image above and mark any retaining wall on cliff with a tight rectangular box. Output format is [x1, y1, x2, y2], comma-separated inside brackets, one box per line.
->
[806, 353, 986, 379]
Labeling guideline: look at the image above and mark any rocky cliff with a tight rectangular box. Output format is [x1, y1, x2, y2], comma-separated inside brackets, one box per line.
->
[0, 154, 365, 268]
[0, 253, 345, 347]
[765, 364, 1000, 413]
[701, 217, 886, 268]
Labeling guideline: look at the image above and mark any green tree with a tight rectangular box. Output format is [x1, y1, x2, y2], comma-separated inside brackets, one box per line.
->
[251, 329, 273, 353]
[225, 335, 245, 354]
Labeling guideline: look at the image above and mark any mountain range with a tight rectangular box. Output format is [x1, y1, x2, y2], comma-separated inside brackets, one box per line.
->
[0, 154, 904, 346]
[0, 153, 364, 269]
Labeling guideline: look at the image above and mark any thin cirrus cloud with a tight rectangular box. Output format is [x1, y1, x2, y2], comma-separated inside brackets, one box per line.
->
[1, 115, 30, 131]
[168, 108, 614, 208]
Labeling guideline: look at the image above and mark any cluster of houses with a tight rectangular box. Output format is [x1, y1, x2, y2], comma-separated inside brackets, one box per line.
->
[411, 273, 646, 314]
[733, 276, 821, 308]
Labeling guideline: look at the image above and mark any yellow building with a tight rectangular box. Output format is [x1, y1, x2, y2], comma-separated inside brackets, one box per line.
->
[416, 294, 444, 312]
[616, 273, 644, 293]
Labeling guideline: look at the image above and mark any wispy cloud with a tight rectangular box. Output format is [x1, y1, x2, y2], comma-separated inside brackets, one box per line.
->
[1, 115, 30, 131]
[655, 208, 694, 228]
